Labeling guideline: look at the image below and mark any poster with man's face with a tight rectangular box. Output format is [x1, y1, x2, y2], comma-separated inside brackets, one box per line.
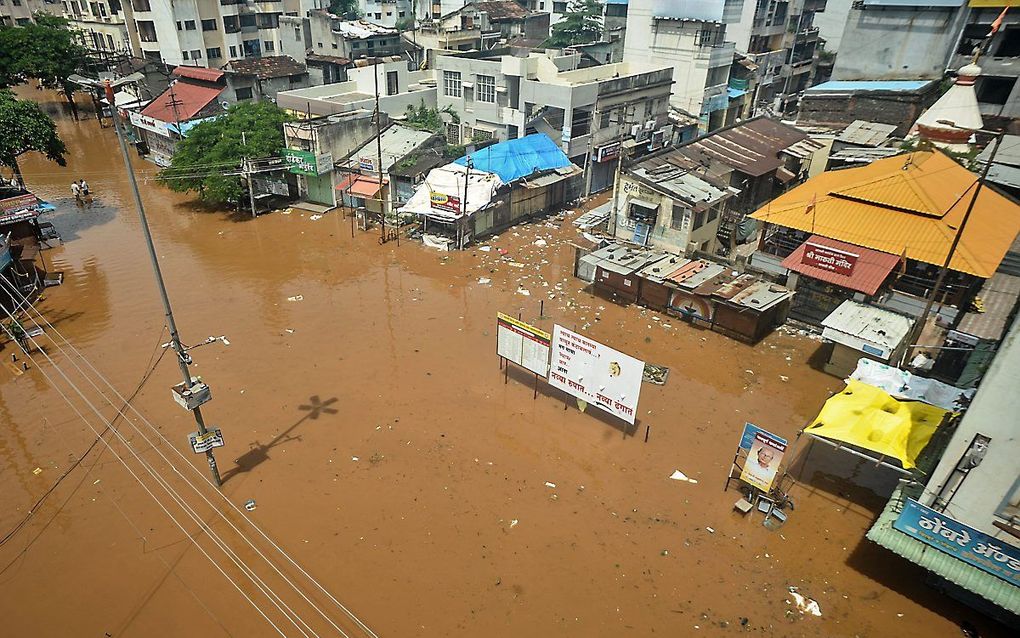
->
[740, 431, 787, 492]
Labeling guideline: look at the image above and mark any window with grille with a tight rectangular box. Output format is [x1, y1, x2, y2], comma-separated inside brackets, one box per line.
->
[476, 74, 495, 103]
[444, 71, 462, 97]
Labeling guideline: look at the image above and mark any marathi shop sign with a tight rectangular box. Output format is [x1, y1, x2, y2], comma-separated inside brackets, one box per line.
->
[894, 498, 1020, 587]
[496, 313, 551, 376]
[430, 191, 462, 214]
[593, 141, 621, 163]
[548, 325, 643, 424]
[737, 423, 787, 492]
[282, 149, 333, 176]
[129, 110, 172, 137]
[802, 242, 858, 277]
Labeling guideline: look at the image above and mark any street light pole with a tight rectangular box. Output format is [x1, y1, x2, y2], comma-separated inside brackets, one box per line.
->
[102, 80, 223, 487]
[913, 125, 1005, 343]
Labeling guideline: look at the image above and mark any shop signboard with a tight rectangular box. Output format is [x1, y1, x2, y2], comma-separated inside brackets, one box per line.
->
[737, 423, 787, 492]
[0, 193, 39, 213]
[894, 498, 1020, 587]
[430, 191, 462, 214]
[496, 313, 551, 376]
[282, 149, 318, 176]
[594, 142, 621, 163]
[802, 242, 858, 276]
[548, 325, 644, 424]
[129, 110, 171, 137]
[315, 152, 334, 175]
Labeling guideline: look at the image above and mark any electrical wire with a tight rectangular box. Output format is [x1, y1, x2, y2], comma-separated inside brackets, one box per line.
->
[0, 276, 376, 637]
[0, 297, 321, 638]
[0, 323, 168, 548]
[0, 316, 292, 638]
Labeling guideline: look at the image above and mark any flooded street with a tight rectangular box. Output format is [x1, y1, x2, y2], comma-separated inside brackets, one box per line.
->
[0, 93, 1008, 637]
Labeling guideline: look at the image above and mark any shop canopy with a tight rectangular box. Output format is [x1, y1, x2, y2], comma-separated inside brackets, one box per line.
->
[399, 163, 502, 221]
[803, 379, 948, 470]
[751, 150, 1020, 278]
[337, 174, 388, 198]
[781, 235, 901, 296]
[453, 133, 572, 184]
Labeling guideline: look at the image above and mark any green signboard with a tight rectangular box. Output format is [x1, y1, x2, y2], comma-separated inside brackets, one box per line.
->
[282, 148, 317, 176]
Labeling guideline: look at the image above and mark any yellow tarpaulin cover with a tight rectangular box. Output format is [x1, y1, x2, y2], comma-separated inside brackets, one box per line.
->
[804, 380, 948, 469]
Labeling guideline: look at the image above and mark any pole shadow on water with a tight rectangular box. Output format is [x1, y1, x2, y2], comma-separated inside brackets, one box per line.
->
[220, 395, 339, 484]
[503, 364, 639, 439]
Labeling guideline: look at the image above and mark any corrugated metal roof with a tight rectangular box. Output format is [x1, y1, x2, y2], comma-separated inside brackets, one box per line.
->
[829, 147, 906, 164]
[821, 300, 913, 351]
[955, 272, 1020, 340]
[781, 235, 902, 296]
[867, 486, 1020, 616]
[837, 120, 898, 147]
[598, 249, 668, 275]
[676, 117, 810, 178]
[727, 280, 794, 312]
[751, 151, 1020, 278]
[977, 134, 1020, 168]
[637, 254, 689, 282]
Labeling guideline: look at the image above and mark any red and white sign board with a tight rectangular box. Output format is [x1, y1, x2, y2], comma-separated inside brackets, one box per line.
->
[548, 325, 643, 424]
[802, 242, 858, 277]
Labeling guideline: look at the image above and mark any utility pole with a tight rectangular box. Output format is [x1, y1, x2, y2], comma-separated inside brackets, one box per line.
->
[373, 57, 386, 242]
[461, 154, 472, 250]
[101, 79, 223, 487]
[913, 125, 1005, 346]
[242, 131, 257, 218]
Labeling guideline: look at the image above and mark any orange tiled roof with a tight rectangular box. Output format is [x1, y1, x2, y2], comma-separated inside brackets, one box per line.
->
[750, 150, 1020, 278]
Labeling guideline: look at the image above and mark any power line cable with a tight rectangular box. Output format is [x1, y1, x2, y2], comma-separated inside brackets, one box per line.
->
[0, 317, 293, 638]
[0, 276, 370, 637]
[0, 294, 328, 637]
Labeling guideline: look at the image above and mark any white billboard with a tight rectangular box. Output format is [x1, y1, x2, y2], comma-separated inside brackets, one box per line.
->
[496, 313, 551, 376]
[548, 325, 644, 424]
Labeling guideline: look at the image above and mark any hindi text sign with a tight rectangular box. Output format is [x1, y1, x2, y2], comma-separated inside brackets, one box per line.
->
[802, 242, 858, 277]
[547, 325, 644, 424]
[737, 423, 787, 492]
[895, 498, 1020, 587]
[496, 313, 551, 376]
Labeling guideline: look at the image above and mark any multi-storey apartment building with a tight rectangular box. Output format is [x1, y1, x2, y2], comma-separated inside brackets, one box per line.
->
[357, 0, 412, 28]
[0, 0, 53, 26]
[62, 0, 131, 54]
[436, 48, 673, 193]
[119, 0, 316, 67]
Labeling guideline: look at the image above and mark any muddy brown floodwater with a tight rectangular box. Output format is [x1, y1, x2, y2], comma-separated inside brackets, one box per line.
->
[0, 92, 1010, 638]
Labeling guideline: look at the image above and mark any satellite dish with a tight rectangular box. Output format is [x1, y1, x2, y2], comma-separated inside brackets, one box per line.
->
[220, 100, 230, 109]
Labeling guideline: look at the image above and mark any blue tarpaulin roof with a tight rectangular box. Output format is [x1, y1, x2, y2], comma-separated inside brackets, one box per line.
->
[727, 87, 747, 99]
[454, 134, 572, 184]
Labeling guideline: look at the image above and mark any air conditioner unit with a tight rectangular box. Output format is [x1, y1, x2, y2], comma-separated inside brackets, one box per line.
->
[644, 120, 655, 131]
[630, 123, 642, 137]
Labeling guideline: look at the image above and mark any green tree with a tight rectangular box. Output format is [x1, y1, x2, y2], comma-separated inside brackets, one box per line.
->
[329, 0, 361, 19]
[0, 15, 87, 115]
[158, 101, 291, 206]
[403, 101, 458, 133]
[546, 0, 603, 47]
[0, 89, 67, 182]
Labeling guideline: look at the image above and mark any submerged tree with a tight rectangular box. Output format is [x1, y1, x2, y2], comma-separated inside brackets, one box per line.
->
[0, 15, 87, 117]
[546, 0, 604, 47]
[158, 101, 291, 206]
[0, 90, 67, 182]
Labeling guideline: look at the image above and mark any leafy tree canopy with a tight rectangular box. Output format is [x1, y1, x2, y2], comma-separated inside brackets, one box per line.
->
[0, 15, 86, 93]
[403, 101, 458, 133]
[0, 89, 66, 178]
[329, 0, 362, 19]
[546, 0, 603, 47]
[158, 101, 292, 206]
